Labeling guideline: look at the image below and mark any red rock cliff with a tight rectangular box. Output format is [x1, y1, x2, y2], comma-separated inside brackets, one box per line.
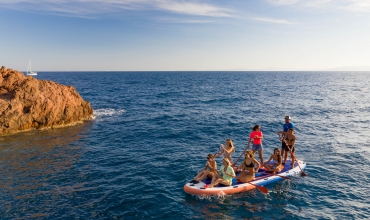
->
[0, 66, 93, 135]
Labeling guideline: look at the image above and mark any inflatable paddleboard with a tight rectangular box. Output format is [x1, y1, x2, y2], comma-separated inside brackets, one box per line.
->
[184, 159, 306, 196]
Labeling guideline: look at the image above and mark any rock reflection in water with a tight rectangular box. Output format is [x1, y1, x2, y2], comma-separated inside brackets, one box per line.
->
[0, 122, 92, 200]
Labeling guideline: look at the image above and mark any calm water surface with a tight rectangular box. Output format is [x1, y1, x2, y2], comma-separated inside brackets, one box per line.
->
[1, 71, 370, 219]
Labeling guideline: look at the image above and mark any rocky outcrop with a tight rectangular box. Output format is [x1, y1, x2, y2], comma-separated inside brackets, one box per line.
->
[0, 66, 93, 135]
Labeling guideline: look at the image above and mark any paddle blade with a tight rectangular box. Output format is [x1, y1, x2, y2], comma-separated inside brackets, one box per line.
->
[301, 171, 307, 176]
[279, 175, 291, 180]
[256, 185, 268, 194]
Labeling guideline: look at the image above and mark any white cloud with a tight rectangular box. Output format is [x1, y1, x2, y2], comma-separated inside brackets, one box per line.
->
[343, 0, 370, 12]
[267, 0, 300, 5]
[0, 0, 233, 18]
[302, 0, 332, 7]
[266, 0, 370, 12]
[267, 0, 334, 7]
[251, 17, 295, 24]
[156, 17, 213, 23]
[157, 1, 233, 17]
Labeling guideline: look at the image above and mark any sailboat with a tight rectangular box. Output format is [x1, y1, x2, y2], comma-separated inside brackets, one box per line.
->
[26, 61, 37, 76]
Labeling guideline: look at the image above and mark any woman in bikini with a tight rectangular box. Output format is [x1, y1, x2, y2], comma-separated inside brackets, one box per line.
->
[191, 154, 217, 183]
[284, 128, 296, 168]
[236, 150, 260, 182]
[215, 139, 235, 164]
[263, 148, 284, 173]
[207, 158, 236, 188]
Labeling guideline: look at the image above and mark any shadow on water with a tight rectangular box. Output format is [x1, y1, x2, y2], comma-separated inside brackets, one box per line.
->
[0, 122, 93, 219]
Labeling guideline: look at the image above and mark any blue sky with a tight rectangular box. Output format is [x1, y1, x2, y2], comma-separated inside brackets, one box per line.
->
[1, 0, 370, 71]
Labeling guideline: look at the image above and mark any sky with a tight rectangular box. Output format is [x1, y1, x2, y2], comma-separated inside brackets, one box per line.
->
[1, 0, 370, 71]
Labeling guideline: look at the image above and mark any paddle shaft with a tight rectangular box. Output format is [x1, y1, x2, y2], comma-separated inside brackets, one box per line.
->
[263, 172, 290, 180]
[232, 141, 250, 167]
[279, 131, 307, 176]
[284, 140, 307, 176]
[251, 171, 290, 181]
[200, 146, 222, 172]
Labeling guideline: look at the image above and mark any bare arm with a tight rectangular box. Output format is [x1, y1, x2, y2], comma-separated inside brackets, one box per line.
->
[224, 166, 236, 178]
[291, 136, 296, 148]
[237, 160, 246, 171]
[264, 155, 273, 165]
[253, 158, 260, 173]
[215, 146, 225, 157]
[276, 156, 282, 168]
[246, 138, 251, 148]
[222, 145, 234, 154]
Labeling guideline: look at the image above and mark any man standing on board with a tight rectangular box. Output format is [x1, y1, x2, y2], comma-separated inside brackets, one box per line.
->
[276, 116, 294, 165]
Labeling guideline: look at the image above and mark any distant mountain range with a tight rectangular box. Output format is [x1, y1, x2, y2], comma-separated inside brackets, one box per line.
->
[223, 66, 370, 72]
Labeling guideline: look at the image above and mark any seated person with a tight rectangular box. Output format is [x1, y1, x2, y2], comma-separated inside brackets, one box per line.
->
[191, 154, 217, 183]
[206, 158, 235, 188]
[236, 150, 260, 182]
[263, 148, 284, 173]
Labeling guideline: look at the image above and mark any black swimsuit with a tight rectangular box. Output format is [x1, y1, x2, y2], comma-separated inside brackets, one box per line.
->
[284, 136, 295, 152]
[245, 160, 254, 168]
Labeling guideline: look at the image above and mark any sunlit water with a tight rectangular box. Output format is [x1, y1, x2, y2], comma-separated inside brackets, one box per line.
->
[1, 71, 369, 219]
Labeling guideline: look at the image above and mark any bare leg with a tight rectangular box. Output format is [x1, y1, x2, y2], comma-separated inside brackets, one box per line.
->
[238, 172, 254, 182]
[195, 171, 209, 182]
[208, 178, 221, 188]
[291, 152, 296, 169]
[283, 150, 288, 164]
[211, 173, 221, 182]
[258, 150, 264, 165]
[218, 179, 231, 186]
[194, 170, 205, 180]
[264, 164, 273, 171]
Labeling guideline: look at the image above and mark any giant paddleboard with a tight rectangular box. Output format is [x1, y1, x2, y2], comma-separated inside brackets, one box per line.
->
[184, 159, 306, 196]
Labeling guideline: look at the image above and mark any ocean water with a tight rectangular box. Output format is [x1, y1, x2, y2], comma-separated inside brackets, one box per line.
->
[1, 71, 370, 219]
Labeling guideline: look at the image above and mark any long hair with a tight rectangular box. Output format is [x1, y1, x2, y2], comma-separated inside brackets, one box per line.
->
[223, 158, 231, 166]
[274, 148, 281, 163]
[226, 139, 235, 152]
[245, 150, 254, 158]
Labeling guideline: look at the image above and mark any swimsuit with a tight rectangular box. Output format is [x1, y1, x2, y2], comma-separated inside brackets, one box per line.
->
[283, 136, 295, 152]
[245, 160, 254, 168]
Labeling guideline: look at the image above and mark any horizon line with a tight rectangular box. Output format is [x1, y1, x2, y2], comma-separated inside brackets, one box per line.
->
[18, 70, 370, 72]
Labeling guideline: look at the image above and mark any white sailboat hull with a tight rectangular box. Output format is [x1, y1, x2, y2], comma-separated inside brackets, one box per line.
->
[26, 61, 37, 76]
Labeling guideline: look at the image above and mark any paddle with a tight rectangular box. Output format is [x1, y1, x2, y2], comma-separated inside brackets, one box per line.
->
[201, 146, 221, 171]
[190, 146, 223, 184]
[279, 132, 307, 176]
[248, 182, 268, 194]
[285, 142, 307, 176]
[263, 172, 291, 180]
[232, 141, 250, 167]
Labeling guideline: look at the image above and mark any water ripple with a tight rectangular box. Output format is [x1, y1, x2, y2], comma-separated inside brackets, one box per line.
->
[1, 71, 370, 219]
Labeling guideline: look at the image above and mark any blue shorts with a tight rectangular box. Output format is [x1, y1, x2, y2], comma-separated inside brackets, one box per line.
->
[252, 144, 263, 151]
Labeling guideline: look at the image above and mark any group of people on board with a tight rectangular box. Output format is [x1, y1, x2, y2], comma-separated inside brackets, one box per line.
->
[191, 116, 296, 188]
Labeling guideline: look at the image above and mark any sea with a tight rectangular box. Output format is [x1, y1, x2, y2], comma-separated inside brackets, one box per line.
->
[1, 71, 369, 219]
